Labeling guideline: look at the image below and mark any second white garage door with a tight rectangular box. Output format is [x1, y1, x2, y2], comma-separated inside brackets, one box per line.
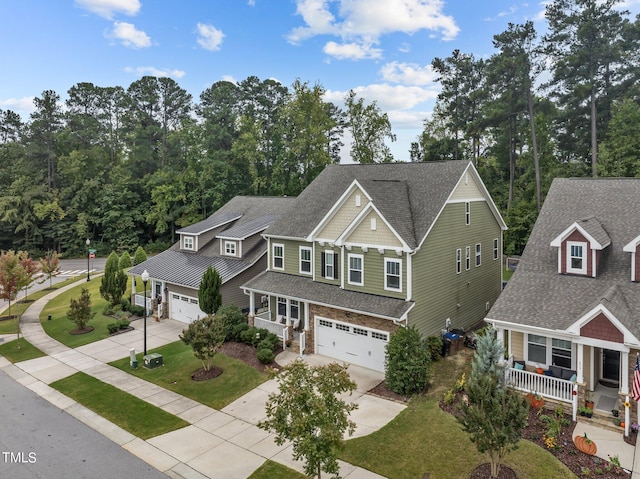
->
[169, 293, 207, 323]
[315, 317, 389, 372]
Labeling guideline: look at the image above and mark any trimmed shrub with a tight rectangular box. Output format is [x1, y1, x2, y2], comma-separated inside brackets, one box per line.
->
[120, 297, 131, 312]
[133, 246, 147, 266]
[102, 303, 116, 316]
[117, 319, 130, 330]
[217, 304, 247, 341]
[240, 326, 259, 345]
[256, 348, 275, 364]
[129, 305, 145, 317]
[257, 338, 276, 352]
[252, 328, 271, 347]
[230, 323, 249, 342]
[385, 326, 431, 396]
[107, 323, 120, 334]
[425, 335, 443, 361]
[118, 252, 132, 270]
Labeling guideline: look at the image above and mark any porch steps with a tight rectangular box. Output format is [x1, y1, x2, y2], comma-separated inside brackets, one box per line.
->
[577, 412, 627, 435]
[288, 341, 301, 355]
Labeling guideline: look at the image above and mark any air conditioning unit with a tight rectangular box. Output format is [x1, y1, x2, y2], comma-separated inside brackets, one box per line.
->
[144, 353, 163, 369]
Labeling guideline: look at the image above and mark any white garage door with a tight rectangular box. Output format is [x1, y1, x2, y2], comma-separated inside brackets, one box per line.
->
[315, 317, 389, 372]
[169, 293, 206, 323]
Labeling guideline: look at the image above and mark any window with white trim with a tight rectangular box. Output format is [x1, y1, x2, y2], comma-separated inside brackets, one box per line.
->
[272, 243, 284, 270]
[348, 254, 364, 286]
[290, 300, 299, 320]
[456, 248, 461, 274]
[183, 236, 194, 250]
[299, 246, 312, 275]
[225, 241, 237, 256]
[385, 258, 402, 291]
[567, 241, 587, 274]
[552, 338, 572, 368]
[493, 238, 499, 260]
[475, 243, 481, 267]
[465, 246, 471, 271]
[277, 297, 287, 317]
[527, 334, 547, 364]
[323, 250, 336, 280]
[465, 201, 470, 225]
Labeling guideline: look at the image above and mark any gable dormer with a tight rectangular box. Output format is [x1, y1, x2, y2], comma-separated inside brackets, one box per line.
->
[176, 212, 243, 253]
[217, 214, 276, 259]
[549, 217, 610, 277]
[623, 234, 640, 282]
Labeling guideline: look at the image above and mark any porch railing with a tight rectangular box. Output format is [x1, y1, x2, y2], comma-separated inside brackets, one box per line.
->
[505, 367, 574, 403]
[299, 331, 305, 357]
[254, 314, 288, 349]
[133, 294, 152, 314]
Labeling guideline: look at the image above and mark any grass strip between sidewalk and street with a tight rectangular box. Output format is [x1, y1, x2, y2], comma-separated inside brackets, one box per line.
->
[0, 338, 46, 363]
[50, 372, 188, 440]
[247, 460, 307, 479]
[109, 341, 267, 410]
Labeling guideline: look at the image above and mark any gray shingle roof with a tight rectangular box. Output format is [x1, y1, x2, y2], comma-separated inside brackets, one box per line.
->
[576, 216, 611, 248]
[487, 178, 640, 339]
[242, 271, 414, 321]
[266, 161, 473, 249]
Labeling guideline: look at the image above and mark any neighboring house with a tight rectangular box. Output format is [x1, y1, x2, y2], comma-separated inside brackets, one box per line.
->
[129, 195, 295, 323]
[242, 160, 506, 372]
[485, 178, 640, 410]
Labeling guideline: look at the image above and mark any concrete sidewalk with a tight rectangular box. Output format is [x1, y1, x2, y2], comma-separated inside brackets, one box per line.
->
[0, 281, 405, 479]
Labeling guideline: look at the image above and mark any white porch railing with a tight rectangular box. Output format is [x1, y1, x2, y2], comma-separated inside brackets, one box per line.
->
[506, 367, 574, 403]
[254, 315, 289, 348]
[299, 331, 305, 357]
[133, 294, 152, 313]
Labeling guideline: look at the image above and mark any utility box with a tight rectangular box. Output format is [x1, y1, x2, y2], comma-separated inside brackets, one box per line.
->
[129, 348, 138, 369]
[144, 353, 163, 369]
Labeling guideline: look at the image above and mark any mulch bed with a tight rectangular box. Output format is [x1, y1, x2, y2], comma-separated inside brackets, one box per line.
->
[0, 314, 17, 322]
[109, 326, 134, 336]
[220, 341, 283, 374]
[440, 393, 631, 478]
[69, 326, 94, 335]
[367, 380, 409, 403]
[192, 366, 223, 381]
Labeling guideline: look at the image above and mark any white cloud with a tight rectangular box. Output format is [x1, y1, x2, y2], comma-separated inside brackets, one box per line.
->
[110, 21, 151, 48]
[323, 41, 382, 60]
[75, 0, 141, 19]
[288, 0, 460, 59]
[379, 61, 438, 86]
[0, 96, 35, 115]
[196, 23, 225, 51]
[125, 66, 186, 78]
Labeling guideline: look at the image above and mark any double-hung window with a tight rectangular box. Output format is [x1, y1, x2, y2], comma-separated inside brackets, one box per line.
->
[465, 246, 471, 271]
[475, 243, 481, 267]
[323, 250, 336, 279]
[299, 246, 312, 275]
[567, 241, 587, 274]
[465, 201, 470, 225]
[384, 258, 401, 291]
[348, 254, 364, 286]
[552, 339, 572, 368]
[456, 248, 462, 274]
[493, 238, 499, 260]
[277, 297, 287, 317]
[527, 334, 547, 364]
[272, 243, 284, 270]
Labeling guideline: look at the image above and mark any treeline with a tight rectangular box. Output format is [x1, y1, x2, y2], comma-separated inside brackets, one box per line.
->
[414, 0, 640, 254]
[0, 76, 395, 256]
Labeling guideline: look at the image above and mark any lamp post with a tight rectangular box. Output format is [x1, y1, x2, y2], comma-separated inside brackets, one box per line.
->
[86, 238, 91, 282]
[141, 269, 149, 356]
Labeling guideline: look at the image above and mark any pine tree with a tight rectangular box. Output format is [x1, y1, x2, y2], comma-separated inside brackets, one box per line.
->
[198, 266, 222, 315]
[133, 246, 147, 266]
[100, 251, 127, 307]
[118, 251, 132, 270]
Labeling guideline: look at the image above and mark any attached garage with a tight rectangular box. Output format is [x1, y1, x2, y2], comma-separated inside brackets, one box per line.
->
[169, 293, 206, 323]
[315, 317, 389, 372]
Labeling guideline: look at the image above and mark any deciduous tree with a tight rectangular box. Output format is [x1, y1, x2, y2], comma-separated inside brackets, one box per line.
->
[39, 251, 60, 288]
[179, 314, 225, 371]
[67, 287, 95, 331]
[344, 90, 395, 163]
[258, 360, 358, 479]
[0, 250, 26, 319]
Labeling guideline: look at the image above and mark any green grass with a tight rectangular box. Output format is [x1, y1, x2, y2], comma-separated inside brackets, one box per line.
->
[247, 460, 307, 479]
[50, 372, 188, 439]
[0, 277, 81, 334]
[40, 276, 136, 348]
[109, 341, 267, 410]
[339, 355, 576, 479]
[503, 266, 514, 281]
[0, 338, 46, 362]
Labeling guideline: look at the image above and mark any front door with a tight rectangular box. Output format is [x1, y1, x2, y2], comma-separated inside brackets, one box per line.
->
[602, 349, 620, 385]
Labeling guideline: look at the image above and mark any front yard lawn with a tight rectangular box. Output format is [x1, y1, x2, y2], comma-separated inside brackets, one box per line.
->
[0, 338, 46, 363]
[51, 372, 188, 439]
[248, 460, 306, 479]
[109, 341, 267, 410]
[40, 276, 134, 348]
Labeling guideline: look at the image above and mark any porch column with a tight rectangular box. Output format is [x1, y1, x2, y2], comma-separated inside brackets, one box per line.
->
[621, 350, 629, 394]
[496, 328, 504, 346]
[248, 291, 255, 316]
[304, 301, 309, 330]
[577, 343, 584, 384]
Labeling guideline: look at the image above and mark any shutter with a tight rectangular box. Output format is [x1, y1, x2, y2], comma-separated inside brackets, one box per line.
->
[321, 252, 326, 278]
[333, 251, 339, 280]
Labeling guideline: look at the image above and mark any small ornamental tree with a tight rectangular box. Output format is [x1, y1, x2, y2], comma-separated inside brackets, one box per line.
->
[133, 246, 147, 266]
[457, 329, 528, 478]
[18, 251, 41, 302]
[179, 314, 226, 371]
[258, 360, 358, 479]
[198, 266, 222, 315]
[118, 251, 132, 270]
[67, 287, 96, 332]
[385, 326, 431, 395]
[100, 251, 127, 307]
[40, 251, 60, 288]
[0, 250, 25, 319]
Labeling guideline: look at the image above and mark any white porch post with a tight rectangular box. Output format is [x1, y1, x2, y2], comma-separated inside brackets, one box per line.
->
[625, 395, 630, 437]
[507, 329, 512, 357]
[577, 343, 585, 384]
[304, 301, 309, 330]
[131, 276, 136, 294]
[248, 291, 255, 316]
[621, 351, 630, 394]
[496, 328, 504, 346]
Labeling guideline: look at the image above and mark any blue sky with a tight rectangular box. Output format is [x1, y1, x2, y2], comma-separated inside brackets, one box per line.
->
[2, 0, 639, 160]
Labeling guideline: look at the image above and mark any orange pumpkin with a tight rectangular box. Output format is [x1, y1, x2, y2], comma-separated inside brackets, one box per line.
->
[574, 435, 597, 455]
[620, 422, 625, 428]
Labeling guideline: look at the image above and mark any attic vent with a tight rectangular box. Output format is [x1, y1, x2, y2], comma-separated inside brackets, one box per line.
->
[465, 173, 469, 185]
[355, 194, 361, 207]
[371, 218, 377, 230]
[486, 301, 490, 311]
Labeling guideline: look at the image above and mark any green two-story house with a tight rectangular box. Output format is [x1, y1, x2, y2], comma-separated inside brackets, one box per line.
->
[242, 160, 506, 371]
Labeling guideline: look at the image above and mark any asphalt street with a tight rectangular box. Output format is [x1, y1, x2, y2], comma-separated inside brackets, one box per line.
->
[0, 369, 168, 479]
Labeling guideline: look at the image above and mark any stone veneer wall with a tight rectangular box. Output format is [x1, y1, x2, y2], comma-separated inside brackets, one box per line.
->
[307, 304, 400, 355]
[626, 351, 639, 419]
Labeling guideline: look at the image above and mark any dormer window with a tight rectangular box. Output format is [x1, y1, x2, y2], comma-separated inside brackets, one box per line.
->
[567, 241, 586, 274]
[183, 236, 194, 250]
[225, 241, 237, 257]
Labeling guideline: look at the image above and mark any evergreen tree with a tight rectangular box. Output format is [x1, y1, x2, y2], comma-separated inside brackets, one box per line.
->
[133, 246, 147, 265]
[198, 266, 222, 315]
[118, 251, 132, 270]
[100, 251, 127, 307]
[385, 326, 431, 395]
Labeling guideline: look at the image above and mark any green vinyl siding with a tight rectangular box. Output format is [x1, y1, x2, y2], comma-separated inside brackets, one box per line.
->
[315, 244, 341, 285]
[409, 200, 502, 337]
[342, 246, 405, 299]
[268, 238, 311, 276]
